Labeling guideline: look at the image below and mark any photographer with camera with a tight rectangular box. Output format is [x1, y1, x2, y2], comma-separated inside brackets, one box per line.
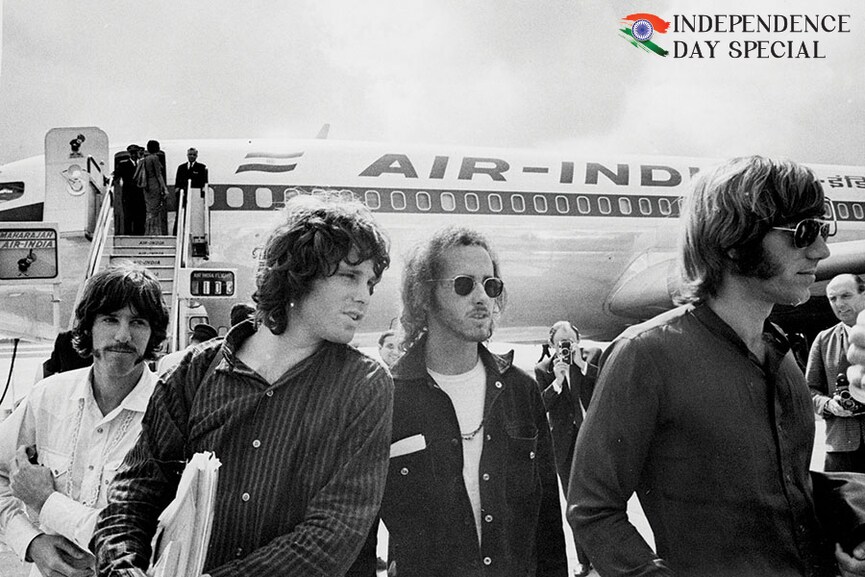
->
[808, 273, 865, 472]
[534, 321, 601, 577]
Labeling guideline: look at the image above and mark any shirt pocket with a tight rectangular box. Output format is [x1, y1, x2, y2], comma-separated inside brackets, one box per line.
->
[385, 447, 434, 515]
[505, 425, 539, 498]
[38, 448, 71, 494]
[101, 459, 124, 492]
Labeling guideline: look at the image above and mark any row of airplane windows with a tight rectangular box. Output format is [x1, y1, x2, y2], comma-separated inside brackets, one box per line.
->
[221, 187, 865, 220]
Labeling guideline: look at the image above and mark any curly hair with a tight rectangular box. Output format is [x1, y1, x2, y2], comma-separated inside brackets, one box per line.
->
[678, 156, 826, 304]
[252, 195, 390, 335]
[399, 226, 506, 349]
[72, 262, 169, 359]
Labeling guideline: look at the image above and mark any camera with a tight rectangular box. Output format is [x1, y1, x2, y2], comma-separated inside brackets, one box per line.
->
[559, 340, 573, 365]
[835, 373, 865, 416]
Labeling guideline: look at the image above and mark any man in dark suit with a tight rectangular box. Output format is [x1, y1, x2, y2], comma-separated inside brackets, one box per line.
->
[172, 147, 208, 234]
[111, 144, 145, 235]
[535, 320, 601, 577]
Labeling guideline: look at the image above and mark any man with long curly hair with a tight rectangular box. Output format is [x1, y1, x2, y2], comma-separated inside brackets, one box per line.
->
[0, 262, 168, 577]
[93, 195, 393, 577]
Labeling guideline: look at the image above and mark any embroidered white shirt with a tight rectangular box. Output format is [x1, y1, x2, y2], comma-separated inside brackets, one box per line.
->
[0, 365, 156, 568]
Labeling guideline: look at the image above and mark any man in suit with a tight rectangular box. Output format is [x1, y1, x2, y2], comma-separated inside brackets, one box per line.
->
[534, 320, 600, 577]
[172, 147, 208, 235]
[808, 273, 865, 472]
[111, 144, 145, 235]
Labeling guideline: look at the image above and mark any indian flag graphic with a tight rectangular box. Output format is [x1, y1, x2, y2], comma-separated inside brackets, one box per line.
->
[236, 151, 304, 174]
[619, 13, 671, 57]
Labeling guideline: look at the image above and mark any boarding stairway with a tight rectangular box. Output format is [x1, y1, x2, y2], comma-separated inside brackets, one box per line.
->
[101, 233, 177, 314]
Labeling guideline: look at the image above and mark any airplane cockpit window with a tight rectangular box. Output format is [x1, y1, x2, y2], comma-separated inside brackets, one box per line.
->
[364, 190, 381, 210]
[465, 193, 479, 212]
[255, 188, 273, 208]
[659, 198, 672, 216]
[511, 194, 525, 213]
[598, 196, 612, 215]
[837, 202, 850, 220]
[391, 191, 407, 210]
[416, 191, 431, 211]
[853, 204, 864, 220]
[227, 187, 244, 208]
[555, 195, 569, 214]
[442, 192, 456, 212]
[488, 194, 503, 213]
[618, 197, 632, 215]
[533, 195, 548, 213]
[576, 196, 591, 214]
[639, 198, 652, 215]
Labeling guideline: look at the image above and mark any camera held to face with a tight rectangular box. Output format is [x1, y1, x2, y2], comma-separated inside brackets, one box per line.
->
[835, 373, 865, 416]
[559, 340, 573, 365]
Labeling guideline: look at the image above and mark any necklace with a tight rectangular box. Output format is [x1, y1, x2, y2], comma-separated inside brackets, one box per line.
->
[461, 419, 484, 441]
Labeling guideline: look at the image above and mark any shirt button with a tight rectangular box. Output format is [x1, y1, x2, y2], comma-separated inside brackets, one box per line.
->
[529, 451, 536, 459]
[482, 473, 490, 481]
[265, 390, 274, 397]
[486, 434, 492, 441]
[400, 467, 409, 476]
[88, 465, 94, 470]
[495, 381, 502, 389]
[235, 547, 244, 558]
[484, 514, 493, 523]
[483, 557, 492, 566]
[96, 427, 104, 434]
[252, 439, 261, 448]
[241, 492, 250, 502]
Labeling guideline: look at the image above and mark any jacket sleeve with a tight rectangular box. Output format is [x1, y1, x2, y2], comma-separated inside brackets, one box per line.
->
[807, 332, 832, 416]
[812, 471, 865, 554]
[567, 338, 672, 577]
[535, 362, 562, 410]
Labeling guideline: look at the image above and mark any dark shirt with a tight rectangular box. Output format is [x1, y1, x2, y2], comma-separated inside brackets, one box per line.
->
[568, 303, 836, 577]
[381, 336, 568, 577]
[92, 320, 394, 577]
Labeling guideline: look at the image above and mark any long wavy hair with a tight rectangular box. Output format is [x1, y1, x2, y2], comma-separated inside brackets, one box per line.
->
[399, 226, 506, 349]
[678, 156, 825, 304]
[252, 195, 390, 335]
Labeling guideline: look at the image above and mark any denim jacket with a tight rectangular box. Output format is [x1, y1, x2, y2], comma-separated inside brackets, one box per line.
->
[381, 336, 568, 577]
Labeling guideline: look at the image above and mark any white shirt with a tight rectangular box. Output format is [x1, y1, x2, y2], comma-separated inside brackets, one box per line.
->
[428, 360, 486, 544]
[0, 365, 156, 572]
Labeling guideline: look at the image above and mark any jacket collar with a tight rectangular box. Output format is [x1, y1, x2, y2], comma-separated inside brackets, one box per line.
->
[391, 333, 514, 381]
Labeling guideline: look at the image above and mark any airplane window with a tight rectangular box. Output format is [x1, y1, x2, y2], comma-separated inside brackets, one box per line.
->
[854, 203, 864, 220]
[555, 196, 569, 214]
[511, 194, 525, 213]
[442, 192, 456, 212]
[227, 187, 245, 208]
[338, 189, 354, 202]
[391, 191, 407, 211]
[659, 198, 672, 216]
[466, 193, 480, 212]
[598, 196, 612, 215]
[489, 194, 503, 213]
[533, 195, 548, 213]
[837, 203, 850, 220]
[364, 190, 381, 210]
[576, 196, 591, 214]
[255, 188, 273, 208]
[639, 198, 652, 215]
[618, 198, 632, 215]
[416, 191, 431, 211]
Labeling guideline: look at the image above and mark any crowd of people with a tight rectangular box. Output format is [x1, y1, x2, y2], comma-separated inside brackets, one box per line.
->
[4, 155, 865, 577]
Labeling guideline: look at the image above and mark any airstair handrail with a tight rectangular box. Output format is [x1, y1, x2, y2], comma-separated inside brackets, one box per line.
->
[168, 184, 190, 353]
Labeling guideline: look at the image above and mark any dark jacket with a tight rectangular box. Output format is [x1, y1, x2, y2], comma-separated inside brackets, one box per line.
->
[381, 336, 568, 577]
[534, 347, 601, 484]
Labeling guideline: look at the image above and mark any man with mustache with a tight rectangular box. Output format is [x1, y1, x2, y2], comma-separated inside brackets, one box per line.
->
[0, 263, 168, 577]
[380, 226, 567, 577]
[93, 196, 393, 577]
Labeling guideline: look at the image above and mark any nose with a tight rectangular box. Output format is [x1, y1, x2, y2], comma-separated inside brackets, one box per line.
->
[808, 235, 831, 260]
[114, 320, 132, 343]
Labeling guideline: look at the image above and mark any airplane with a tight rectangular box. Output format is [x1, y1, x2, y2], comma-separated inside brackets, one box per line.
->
[1, 126, 865, 358]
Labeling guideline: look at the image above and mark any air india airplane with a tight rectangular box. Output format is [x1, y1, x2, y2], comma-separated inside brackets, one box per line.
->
[2, 126, 865, 354]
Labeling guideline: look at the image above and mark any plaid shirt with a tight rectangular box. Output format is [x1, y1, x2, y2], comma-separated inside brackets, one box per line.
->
[92, 321, 393, 577]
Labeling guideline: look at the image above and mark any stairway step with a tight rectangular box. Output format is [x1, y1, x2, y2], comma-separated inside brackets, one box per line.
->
[110, 246, 176, 257]
[113, 235, 177, 249]
[108, 254, 176, 268]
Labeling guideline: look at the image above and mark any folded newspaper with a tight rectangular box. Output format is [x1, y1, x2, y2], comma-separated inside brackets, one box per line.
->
[148, 452, 221, 577]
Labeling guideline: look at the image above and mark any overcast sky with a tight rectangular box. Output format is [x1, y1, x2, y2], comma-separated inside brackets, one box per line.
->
[1, 0, 863, 166]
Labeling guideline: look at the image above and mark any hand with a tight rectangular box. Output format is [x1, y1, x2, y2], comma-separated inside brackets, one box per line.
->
[837, 542, 865, 576]
[26, 534, 93, 577]
[849, 311, 865, 389]
[827, 398, 855, 418]
[10, 445, 55, 512]
[552, 360, 569, 393]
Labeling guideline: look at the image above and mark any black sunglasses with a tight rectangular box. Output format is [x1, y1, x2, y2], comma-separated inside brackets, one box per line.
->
[771, 218, 834, 249]
[427, 275, 504, 298]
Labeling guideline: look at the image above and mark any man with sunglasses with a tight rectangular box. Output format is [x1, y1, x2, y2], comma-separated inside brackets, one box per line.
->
[380, 226, 567, 577]
[808, 274, 865, 473]
[568, 156, 865, 577]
